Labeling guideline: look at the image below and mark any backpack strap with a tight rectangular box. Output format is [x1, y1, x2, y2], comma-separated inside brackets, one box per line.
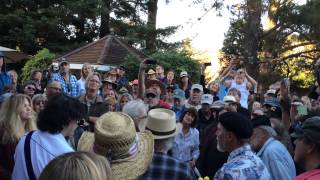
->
[24, 131, 36, 180]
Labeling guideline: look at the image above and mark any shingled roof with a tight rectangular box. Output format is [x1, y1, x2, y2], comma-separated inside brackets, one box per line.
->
[57, 35, 147, 65]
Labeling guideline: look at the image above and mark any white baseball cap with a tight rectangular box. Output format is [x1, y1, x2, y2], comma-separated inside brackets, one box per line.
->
[201, 94, 213, 105]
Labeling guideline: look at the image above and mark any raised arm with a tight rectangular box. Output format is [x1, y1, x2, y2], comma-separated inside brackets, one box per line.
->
[244, 68, 257, 87]
[138, 59, 148, 99]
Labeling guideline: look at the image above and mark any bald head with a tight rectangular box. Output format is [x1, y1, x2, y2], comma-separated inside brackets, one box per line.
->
[46, 81, 62, 98]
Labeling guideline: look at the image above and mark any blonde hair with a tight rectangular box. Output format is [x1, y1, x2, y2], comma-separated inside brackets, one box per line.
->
[81, 63, 93, 79]
[39, 152, 112, 180]
[0, 94, 36, 144]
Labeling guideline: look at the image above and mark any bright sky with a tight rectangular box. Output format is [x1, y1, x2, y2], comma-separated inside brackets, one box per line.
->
[157, 0, 240, 77]
[157, 0, 306, 78]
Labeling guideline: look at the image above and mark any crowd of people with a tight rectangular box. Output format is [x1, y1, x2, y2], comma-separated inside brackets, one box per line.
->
[1, 53, 320, 180]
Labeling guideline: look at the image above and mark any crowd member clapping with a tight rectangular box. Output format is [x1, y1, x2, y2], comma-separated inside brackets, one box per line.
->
[0, 94, 36, 180]
[12, 95, 85, 179]
[172, 108, 200, 168]
[39, 152, 112, 180]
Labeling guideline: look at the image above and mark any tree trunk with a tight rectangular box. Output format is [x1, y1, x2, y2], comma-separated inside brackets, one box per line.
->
[146, 0, 158, 54]
[100, 0, 111, 38]
[244, 0, 262, 77]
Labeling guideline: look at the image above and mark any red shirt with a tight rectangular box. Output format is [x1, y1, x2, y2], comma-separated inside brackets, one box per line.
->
[159, 100, 170, 109]
[295, 169, 320, 180]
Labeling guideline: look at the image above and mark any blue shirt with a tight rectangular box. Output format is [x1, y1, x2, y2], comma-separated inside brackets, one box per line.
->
[138, 152, 195, 180]
[171, 105, 186, 121]
[51, 73, 79, 97]
[257, 137, 296, 180]
[214, 144, 270, 180]
[0, 71, 11, 95]
[12, 131, 74, 179]
[172, 128, 200, 162]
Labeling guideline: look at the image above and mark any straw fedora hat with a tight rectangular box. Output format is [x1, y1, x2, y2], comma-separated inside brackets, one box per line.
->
[146, 108, 182, 139]
[77, 112, 154, 180]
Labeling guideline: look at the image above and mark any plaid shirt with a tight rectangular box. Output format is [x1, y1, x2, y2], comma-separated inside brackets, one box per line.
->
[51, 73, 79, 97]
[138, 152, 196, 180]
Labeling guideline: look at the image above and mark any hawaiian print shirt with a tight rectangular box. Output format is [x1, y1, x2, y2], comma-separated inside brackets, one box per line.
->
[214, 144, 271, 180]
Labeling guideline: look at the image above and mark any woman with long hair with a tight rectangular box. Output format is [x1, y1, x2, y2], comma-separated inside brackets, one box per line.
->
[77, 63, 93, 96]
[0, 94, 36, 180]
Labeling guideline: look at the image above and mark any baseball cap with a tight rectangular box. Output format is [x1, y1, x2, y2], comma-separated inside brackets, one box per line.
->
[291, 116, 320, 146]
[211, 100, 225, 109]
[180, 71, 189, 78]
[58, 58, 69, 66]
[201, 94, 213, 105]
[132, 79, 139, 85]
[173, 89, 185, 100]
[223, 95, 236, 103]
[191, 84, 203, 92]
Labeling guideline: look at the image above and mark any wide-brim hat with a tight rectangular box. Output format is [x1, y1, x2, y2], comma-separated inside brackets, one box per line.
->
[77, 112, 154, 180]
[146, 108, 182, 139]
[102, 78, 118, 89]
[145, 79, 165, 95]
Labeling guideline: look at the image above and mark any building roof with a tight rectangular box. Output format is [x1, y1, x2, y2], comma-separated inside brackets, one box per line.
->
[0, 46, 29, 63]
[56, 35, 147, 65]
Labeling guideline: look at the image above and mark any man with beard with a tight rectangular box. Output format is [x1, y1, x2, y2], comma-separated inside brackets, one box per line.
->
[214, 112, 270, 179]
[51, 60, 79, 97]
[185, 84, 203, 111]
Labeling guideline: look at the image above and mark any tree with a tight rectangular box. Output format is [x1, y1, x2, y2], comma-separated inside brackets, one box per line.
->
[21, 48, 55, 82]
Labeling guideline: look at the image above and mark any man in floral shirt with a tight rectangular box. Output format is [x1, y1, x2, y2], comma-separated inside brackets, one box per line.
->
[214, 112, 270, 179]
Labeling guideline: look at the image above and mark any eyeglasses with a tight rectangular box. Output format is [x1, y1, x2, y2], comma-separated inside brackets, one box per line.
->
[146, 94, 156, 99]
[26, 86, 36, 91]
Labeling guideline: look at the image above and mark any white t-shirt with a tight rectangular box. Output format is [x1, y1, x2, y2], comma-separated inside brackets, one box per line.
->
[12, 131, 74, 180]
[231, 80, 249, 109]
[77, 78, 86, 96]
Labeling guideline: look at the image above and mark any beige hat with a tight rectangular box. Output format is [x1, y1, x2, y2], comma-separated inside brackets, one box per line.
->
[223, 95, 236, 103]
[147, 69, 156, 75]
[146, 108, 182, 139]
[77, 112, 154, 180]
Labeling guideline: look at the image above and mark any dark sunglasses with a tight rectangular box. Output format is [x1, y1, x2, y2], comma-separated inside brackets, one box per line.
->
[146, 93, 156, 99]
[26, 86, 36, 91]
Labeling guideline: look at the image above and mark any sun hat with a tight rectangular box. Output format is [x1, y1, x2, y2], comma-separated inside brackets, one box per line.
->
[291, 116, 320, 146]
[77, 112, 154, 180]
[102, 78, 118, 89]
[191, 84, 203, 92]
[146, 108, 182, 139]
[180, 71, 189, 78]
[201, 94, 213, 105]
[173, 89, 185, 100]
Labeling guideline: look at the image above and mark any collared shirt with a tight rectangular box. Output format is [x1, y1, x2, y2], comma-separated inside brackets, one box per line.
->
[12, 131, 74, 179]
[214, 144, 271, 180]
[0, 71, 11, 95]
[51, 73, 79, 97]
[257, 137, 296, 180]
[138, 152, 196, 180]
[171, 105, 186, 121]
[172, 128, 200, 162]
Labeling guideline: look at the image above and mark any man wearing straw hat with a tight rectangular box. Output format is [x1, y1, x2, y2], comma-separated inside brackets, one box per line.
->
[77, 112, 154, 180]
[138, 108, 196, 179]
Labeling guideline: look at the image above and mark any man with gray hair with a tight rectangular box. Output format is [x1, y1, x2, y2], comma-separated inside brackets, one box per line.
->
[250, 115, 296, 180]
[122, 99, 148, 132]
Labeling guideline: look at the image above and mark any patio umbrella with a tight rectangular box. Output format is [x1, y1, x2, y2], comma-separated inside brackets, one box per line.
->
[0, 46, 29, 63]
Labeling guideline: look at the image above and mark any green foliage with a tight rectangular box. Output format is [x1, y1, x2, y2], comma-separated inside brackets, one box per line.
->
[21, 48, 55, 82]
[150, 50, 201, 83]
[123, 50, 201, 83]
